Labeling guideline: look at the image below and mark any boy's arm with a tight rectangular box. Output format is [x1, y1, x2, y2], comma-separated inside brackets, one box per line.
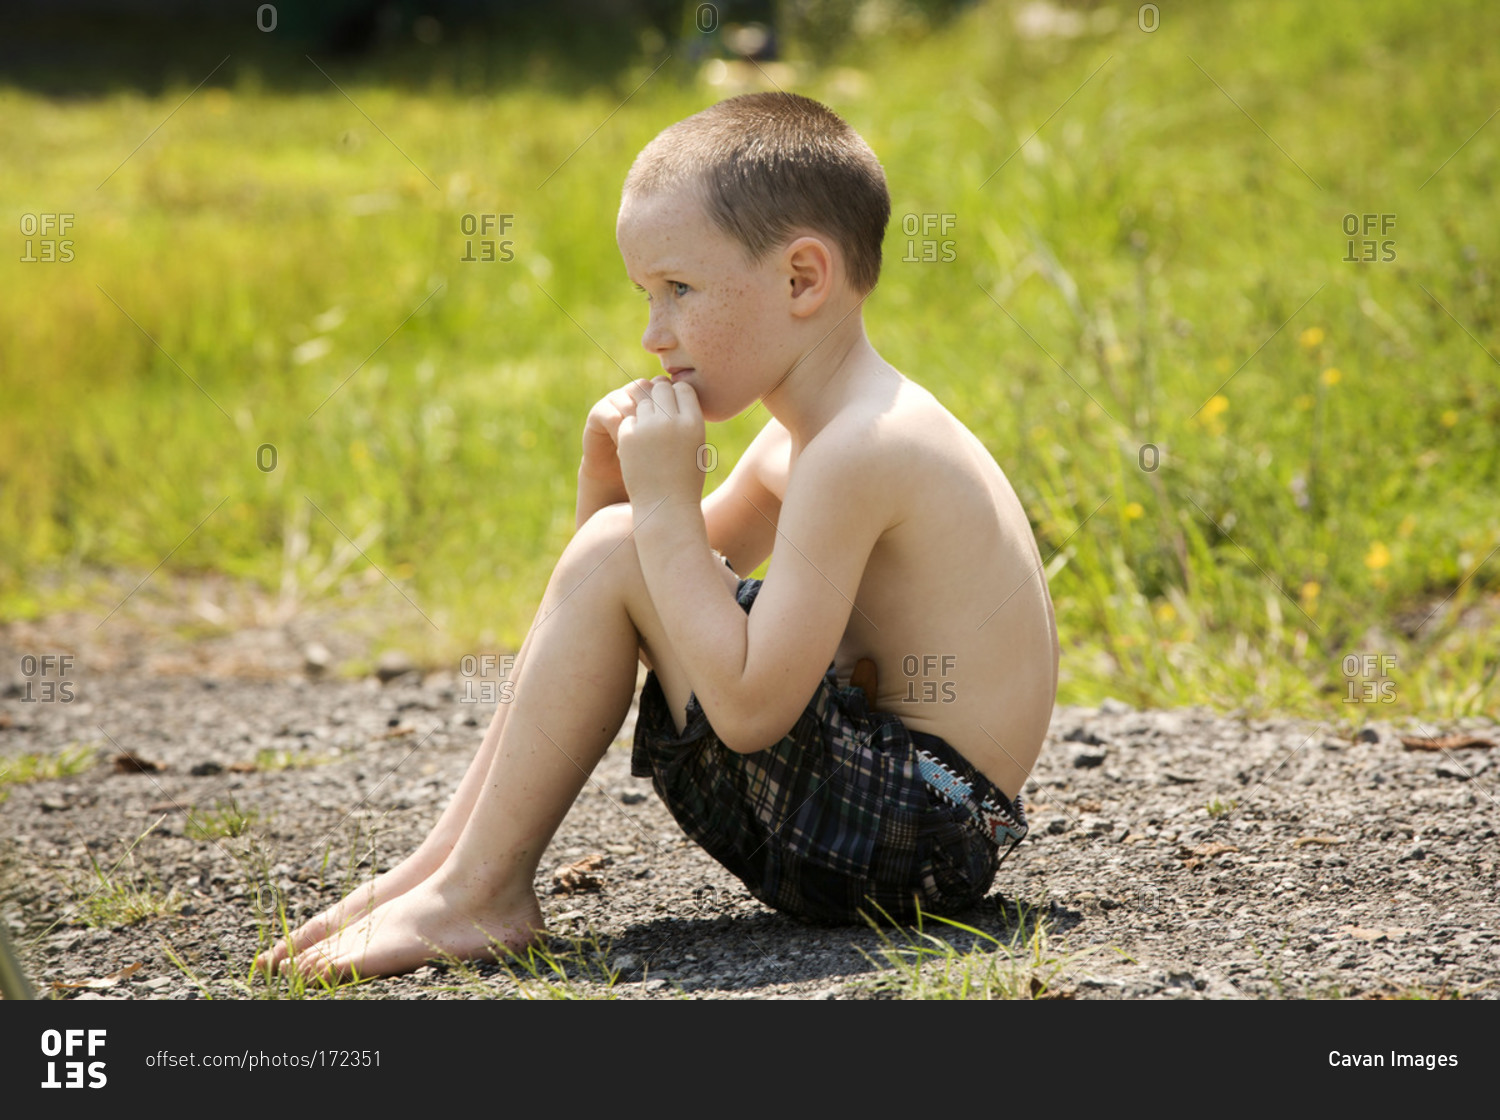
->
[580, 375, 787, 567]
[700, 417, 788, 575]
[621, 383, 890, 752]
[576, 379, 655, 529]
[576, 468, 626, 529]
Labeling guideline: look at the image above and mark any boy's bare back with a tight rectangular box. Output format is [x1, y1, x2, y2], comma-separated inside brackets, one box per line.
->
[713, 379, 1059, 802]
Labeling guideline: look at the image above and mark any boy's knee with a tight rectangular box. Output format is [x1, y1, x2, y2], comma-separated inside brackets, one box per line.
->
[568, 503, 642, 578]
[576, 502, 635, 547]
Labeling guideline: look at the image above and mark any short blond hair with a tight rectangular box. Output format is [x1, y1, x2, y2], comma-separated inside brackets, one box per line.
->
[624, 92, 890, 294]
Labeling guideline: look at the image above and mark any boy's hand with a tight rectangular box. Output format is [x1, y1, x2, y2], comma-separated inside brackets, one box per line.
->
[581, 378, 655, 487]
[617, 377, 707, 507]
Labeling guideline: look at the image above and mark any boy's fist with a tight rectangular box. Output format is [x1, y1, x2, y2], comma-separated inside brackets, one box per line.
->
[617, 377, 707, 505]
[581, 378, 655, 487]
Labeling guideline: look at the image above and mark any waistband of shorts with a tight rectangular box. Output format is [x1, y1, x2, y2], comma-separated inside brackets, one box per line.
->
[908, 729, 1029, 849]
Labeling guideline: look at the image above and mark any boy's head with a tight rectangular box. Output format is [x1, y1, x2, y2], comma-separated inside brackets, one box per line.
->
[616, 93, 890, 420]
[622, 92, 890, 296]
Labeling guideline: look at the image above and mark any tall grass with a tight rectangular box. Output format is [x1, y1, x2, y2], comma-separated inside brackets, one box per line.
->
[3, 0, 1496, 719]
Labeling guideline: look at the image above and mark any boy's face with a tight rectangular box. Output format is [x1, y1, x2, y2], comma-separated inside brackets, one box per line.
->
[616, 185, 790, 423]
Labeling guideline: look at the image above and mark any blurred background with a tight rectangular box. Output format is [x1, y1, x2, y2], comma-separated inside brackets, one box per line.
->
[1, 0, 1496, 720]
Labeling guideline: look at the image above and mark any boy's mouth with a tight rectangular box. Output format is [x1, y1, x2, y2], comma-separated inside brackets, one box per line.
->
[667, 367, 694, 381]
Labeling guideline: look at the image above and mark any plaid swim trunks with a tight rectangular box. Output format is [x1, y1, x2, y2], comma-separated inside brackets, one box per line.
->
[631, 577, 1028, 925]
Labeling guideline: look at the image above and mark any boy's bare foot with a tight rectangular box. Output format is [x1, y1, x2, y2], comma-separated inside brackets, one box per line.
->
[254, 848, 446, 974]
[283, 880, 545, 981]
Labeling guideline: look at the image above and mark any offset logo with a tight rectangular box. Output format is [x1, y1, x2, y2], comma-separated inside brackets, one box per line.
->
[19, 653, 75, 702]
[1343, 214, 1396, 263]
[458, 653, 517, 704]
[460, 214, 515, 262]
[900, 214, 956, 263]
[41, 1029, 107, 1089]
[20, 213, 76, 262]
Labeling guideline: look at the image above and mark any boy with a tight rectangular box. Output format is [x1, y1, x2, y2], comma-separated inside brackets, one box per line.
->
[259, 92, 1058, 980]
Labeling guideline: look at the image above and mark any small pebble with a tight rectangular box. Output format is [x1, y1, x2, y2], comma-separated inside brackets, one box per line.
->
[1072, 747, 1108, 769]
[303, 642, 332, 675]
[375, 651, 415, 683]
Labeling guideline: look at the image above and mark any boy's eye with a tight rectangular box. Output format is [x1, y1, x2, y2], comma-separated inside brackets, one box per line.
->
[631, 280, 688, 301]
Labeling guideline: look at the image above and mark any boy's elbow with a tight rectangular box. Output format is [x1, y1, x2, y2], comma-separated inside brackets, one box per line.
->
[712, 699, 796, 756]
[720, 731, 778, 755]
[719, 730, 785, 755]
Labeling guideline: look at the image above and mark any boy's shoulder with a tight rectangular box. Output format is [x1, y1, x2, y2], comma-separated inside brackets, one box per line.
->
[784, 372, 1025, 588]
[722, 370, 1009, 576]
[786, 374, 987, 497]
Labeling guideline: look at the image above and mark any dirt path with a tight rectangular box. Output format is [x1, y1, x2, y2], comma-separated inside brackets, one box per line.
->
[3, 656, 1496, 999]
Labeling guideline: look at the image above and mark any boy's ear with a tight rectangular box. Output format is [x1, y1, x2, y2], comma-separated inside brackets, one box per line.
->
[782, 235, 835, 317]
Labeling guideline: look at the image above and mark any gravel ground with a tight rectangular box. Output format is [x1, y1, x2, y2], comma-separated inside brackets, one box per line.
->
[3, 652, 1497, 1000]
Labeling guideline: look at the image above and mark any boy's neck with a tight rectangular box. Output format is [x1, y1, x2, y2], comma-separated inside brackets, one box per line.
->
[759, 311, 894, 443]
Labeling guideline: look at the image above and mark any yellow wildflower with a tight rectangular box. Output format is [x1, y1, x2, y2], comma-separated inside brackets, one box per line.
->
[1299, 327, 1324, 348]
[1299, 582, 1320, 613]
[1365, 541, 1390, 571]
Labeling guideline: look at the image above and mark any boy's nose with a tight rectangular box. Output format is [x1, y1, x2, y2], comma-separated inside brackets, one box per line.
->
[641, 309, 674, 354]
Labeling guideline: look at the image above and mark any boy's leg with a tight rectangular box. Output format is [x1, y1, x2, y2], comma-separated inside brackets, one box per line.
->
[255, 621, 534, 971]
[287, 504, 726, 979]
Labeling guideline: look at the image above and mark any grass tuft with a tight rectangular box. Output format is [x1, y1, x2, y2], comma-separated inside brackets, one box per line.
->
[252, 747, 334, 772]
[66, 820, 181, 928]
[1206, 797, 1237, 818]
[185, 796, 260, 840]
[860, 902, 1079, 1000]
[426, 929, 626, 1000]
[0, 743, 99, 788]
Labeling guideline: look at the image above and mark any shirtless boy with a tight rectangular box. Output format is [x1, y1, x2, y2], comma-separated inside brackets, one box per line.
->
[259, 92, 1058, 980]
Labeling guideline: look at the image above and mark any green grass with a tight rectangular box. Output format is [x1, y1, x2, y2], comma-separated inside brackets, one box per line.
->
[65, 822, 181, 928]
[0, 743, 99, 788]
[3, 0, 1498, 721]
[440, 931, 627, 1000]
[1361, 982, 1474, 1001]
[164, 832, 381, 1000]
[184, 797, 260, 840]
[252, 747, 334, 772]
[167, 933, 377, 1001]
[860, 903, 1082, 999]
